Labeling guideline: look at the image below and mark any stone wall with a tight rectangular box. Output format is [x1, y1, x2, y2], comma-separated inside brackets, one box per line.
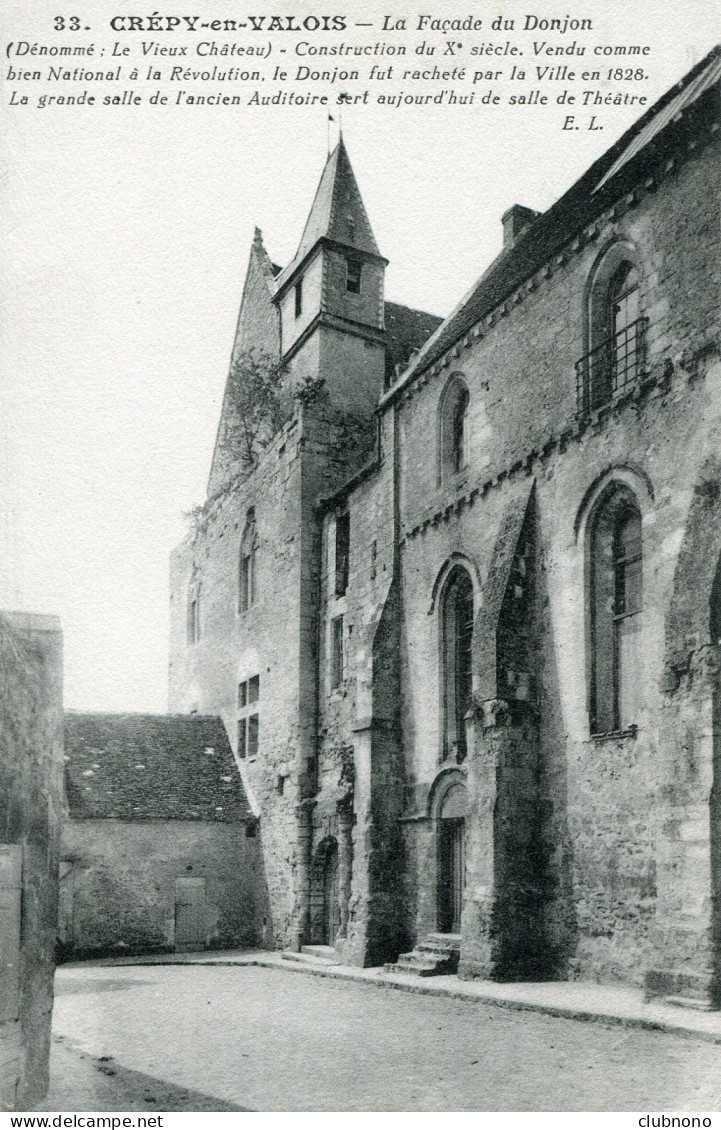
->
[389, 133, 720, 987]
[167, 83, 720, 990]
[170, 420, 305, 947]
[0, 612, 63, 1111]
[60, 819, 266, 957]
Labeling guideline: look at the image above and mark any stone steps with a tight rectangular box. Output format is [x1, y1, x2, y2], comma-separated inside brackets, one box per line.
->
[281, 944, 341, 967]
[384, 933, 461, 978]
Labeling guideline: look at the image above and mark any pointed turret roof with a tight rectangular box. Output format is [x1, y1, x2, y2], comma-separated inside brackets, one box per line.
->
[275, 137, 383, 293]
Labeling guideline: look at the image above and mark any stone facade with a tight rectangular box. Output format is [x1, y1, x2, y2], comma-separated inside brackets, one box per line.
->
[169, 52, 721, 1000]
[61, 713, 265, 957]
[0, 612, 63, 1111]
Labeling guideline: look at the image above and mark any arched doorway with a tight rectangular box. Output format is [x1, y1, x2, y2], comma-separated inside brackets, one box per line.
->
[437, 780, 468, 934]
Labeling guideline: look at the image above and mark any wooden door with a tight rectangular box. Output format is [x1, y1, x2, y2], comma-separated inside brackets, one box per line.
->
[322, 846, 340, 945]
[174, 877, 206, 951]
[437, 818, 465, 934]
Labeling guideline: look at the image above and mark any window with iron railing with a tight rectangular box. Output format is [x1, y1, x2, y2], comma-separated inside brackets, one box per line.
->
[575, 315, 648, 415]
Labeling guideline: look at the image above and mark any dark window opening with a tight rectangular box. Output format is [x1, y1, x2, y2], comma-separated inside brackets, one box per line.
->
[442, 567, 474, 761]
[335, 512, 350, 596]
[439, 376, 470, 482]
[346, 258, 362, 294]
[239, 510, 257, 612]
[247, 714, 259, 758]
[331, 615, 344, 689]
[238, 718, 247, 759]
[295, 278, 303, 318]
[590, 489, 643, 734]
[452, 387, 470, 473]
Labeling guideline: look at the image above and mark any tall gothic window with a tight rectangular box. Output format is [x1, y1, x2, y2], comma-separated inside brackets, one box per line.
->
[441, 566, 474, 761]
[438, 375, 470, 482]
[239, 509, 258, 613]
[590, 487, 643, 734]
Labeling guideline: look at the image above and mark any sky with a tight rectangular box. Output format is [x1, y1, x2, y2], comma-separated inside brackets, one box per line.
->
[2, 0, 719, 711]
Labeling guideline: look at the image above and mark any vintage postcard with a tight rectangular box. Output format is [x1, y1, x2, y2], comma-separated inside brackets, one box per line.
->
[2, 0, 720, 1114]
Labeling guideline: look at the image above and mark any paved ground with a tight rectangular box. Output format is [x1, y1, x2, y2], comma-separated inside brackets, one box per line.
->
[35, 964, 721, 1112]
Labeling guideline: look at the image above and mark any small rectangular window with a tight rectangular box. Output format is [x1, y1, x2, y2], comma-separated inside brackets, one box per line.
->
[295, 278, 303, 318]
[331, 615, 344, 689]
[335, 513, 350, 597]
[238, 681, 247, 708]
[346, 258, 362, 294]
[248, 674, 260, 704]
[239, 553, 255, 612]
[238, 718, 247, 759]
[248, 714, 259, 758]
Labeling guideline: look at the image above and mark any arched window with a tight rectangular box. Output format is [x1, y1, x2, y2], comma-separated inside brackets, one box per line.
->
[578, 244, 646, 413]
[187, 578, 201, 645]
[438, 376, 470, 482]
[441, 566, 474, 761]
[239, 509, 258, 613]
[589, 486, 643, 733]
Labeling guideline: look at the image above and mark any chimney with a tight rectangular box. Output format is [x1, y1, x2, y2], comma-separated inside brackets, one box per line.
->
[501, 204, 539, 249]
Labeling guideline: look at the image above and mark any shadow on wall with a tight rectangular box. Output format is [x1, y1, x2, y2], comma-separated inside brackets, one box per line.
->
[487, 494, 577, 981]
[367, 575, 412, 966]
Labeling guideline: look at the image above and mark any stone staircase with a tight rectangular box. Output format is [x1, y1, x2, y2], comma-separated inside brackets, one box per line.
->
[385, 933, 461, 977]
[281, 944, 342, 967]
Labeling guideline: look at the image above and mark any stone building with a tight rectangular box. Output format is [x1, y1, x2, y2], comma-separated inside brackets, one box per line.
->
[169, 49, 721, 1004]
[61, 713, 264, 957]
[0, 612, 63, 1110]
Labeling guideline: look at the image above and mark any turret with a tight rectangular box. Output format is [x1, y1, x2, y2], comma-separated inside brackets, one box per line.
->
[273, 138, 388, 419]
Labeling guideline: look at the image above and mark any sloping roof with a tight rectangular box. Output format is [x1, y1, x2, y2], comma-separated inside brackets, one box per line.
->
[64, 712, 252, 823]
[384, 300, 444, 380]
[275, 137, 382, 292]
[385, 46, 721, 393]
[595, 48, 721, 192]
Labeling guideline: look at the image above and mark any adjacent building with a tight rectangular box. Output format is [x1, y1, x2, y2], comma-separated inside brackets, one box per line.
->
[61, 712, 264, 958]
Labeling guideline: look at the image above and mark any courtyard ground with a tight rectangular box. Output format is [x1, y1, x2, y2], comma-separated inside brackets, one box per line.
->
[34, 963, 721, 1112]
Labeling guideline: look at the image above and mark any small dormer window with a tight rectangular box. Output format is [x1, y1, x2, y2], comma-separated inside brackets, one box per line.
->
[295, 278, 303, 318]
[346, 258, 362, 294]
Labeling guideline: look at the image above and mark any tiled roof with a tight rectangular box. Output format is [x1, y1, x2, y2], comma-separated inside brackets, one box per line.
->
[386, 46, 721, 392]
[384, 301, 444, 380]
[275, 137, 382, 292]
[64, 712, 252, 823]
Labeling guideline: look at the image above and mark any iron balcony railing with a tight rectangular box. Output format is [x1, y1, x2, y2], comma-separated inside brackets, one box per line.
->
[575, 316, 649, 415]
